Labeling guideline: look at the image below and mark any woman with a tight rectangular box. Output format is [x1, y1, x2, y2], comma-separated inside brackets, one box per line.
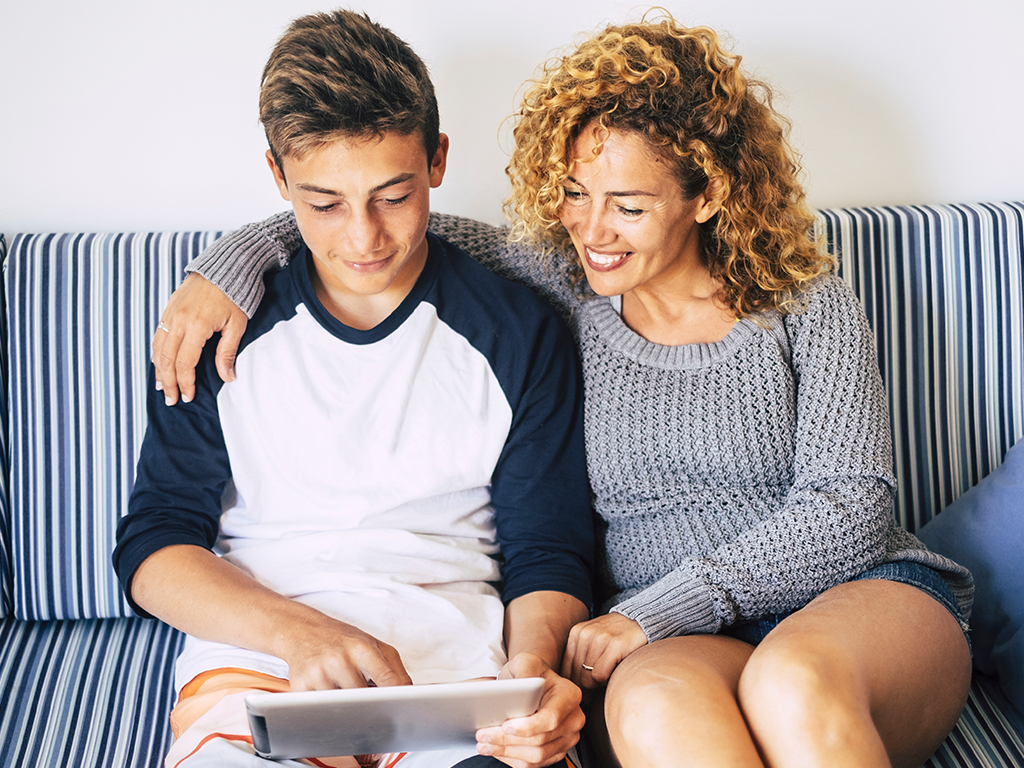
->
[154, 14, 972, 768]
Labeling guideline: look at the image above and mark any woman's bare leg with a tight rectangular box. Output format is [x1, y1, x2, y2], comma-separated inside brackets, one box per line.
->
[601, 635, 764, 767]
[739, 580, 971, 768]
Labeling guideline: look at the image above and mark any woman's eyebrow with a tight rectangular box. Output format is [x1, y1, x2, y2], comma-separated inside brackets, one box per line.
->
[565, 176, 655, 198]
[606, 189, 655, 197]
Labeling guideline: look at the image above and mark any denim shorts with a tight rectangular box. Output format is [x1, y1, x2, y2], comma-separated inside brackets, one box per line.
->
[720, 560, 970, 653]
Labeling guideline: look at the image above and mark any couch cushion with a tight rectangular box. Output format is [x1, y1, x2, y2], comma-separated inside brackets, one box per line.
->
[4, 232, 220, 620]
[816, 202, 1024, 533]
[927, 674, 1024, 767]
[919, 441, 1024, 718]
[0, 616, 183, 767]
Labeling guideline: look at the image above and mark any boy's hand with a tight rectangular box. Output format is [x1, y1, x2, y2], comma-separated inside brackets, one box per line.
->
[475, 653, 584, 768]
[132, 546, 411, 692]
[282, 616, 413, 691]
[152, 273, 247, 406]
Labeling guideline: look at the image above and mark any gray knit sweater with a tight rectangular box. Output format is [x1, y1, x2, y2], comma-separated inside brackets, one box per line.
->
[190, 211, 973, 640]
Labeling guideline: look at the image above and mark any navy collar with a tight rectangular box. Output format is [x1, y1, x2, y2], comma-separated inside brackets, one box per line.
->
[295, 231, 443, 344]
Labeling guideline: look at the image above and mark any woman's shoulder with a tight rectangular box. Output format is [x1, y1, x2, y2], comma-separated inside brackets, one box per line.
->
[781, 273, 868, 330]
[777, 273, 879, 373]
[428, 212, 508, 259]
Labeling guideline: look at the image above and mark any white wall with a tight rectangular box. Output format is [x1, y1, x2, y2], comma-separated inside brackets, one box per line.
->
[2, 0, 1022, 240]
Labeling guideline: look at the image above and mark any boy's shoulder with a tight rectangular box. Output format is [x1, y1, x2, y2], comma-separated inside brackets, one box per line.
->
[246, 248, 323, 338]
[427, 231, 577, 404]
[427, 230, 561, 328]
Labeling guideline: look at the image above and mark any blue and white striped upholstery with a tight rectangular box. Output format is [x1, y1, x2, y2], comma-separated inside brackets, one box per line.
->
[4, 232, 221, 621]
[931, 676, 1024, 768]
[0, 617, 183, 766]
[0, 234, 9, 619]
[817, 202, 1024, 533]
[0, 231, 215, 767]
[931, 678, 1024, 767]
[817, 202, 1024, 766]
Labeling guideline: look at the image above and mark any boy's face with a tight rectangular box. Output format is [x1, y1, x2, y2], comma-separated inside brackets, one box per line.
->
[268, 131, 448, 325]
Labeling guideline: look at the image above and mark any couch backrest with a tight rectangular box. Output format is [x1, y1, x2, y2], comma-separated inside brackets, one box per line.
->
[0, 204, 1020, 620]
[818, 202, 1024, 532]
[2, 232, 220, 620]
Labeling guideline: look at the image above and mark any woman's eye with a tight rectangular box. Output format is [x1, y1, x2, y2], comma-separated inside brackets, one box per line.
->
[618, 206, 643, 217]
[562, 188, 586, 202]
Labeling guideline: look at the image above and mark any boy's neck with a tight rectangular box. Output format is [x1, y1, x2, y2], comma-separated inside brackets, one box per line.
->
[309, 240, 429, 331]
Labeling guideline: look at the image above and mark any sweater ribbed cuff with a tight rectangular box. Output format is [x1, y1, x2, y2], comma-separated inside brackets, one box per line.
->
[186, 211, 300, 318]
[610, 567, 720, 642]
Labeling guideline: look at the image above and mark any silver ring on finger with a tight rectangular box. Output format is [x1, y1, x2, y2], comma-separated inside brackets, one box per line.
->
[581, 663, 594, 672]
[157, 321, 172, 334]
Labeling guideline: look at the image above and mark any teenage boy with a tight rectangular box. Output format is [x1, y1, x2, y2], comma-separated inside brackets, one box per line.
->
[113, 10, 593, 768]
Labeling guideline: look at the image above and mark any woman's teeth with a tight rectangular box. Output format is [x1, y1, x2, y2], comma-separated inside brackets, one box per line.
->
[587, 249, 629, 266]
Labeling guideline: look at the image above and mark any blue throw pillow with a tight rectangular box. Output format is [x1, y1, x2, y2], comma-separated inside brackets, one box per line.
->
[918, 441, 1024, 717]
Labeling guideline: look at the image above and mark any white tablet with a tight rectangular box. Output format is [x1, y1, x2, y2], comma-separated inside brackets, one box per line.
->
[245, 677, 545, 759]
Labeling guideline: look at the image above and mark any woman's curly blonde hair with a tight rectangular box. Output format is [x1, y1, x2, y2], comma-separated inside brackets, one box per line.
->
[505, 12, 831, 316]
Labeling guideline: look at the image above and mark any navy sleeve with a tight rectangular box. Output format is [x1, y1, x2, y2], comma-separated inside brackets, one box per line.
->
[489, 308, 595, 611]
[112, 343, 232, 617]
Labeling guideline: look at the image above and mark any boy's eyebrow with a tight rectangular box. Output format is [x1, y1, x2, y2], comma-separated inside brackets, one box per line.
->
[565, 176, 655, 198]
[296, 172, 417, 197]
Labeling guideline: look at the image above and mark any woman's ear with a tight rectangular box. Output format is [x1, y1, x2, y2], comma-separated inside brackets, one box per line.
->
[695, 176, 725, 223]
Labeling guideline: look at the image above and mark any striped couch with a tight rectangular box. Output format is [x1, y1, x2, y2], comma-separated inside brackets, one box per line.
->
[0, 202, 1022, 767]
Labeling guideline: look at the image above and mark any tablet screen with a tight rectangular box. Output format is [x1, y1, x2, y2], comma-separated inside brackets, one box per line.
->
[246, 677, 545, 759]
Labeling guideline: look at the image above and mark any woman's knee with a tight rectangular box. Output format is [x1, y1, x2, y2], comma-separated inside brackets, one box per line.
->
[601, 636, 764, 766]
[736, 582, 973, 767]
[739, 627, 875, 756]
[604, 635, 753, 734]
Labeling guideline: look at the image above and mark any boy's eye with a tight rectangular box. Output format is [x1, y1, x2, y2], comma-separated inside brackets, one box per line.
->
[310, 203, 336, 213]
[382, 194, 411, 207]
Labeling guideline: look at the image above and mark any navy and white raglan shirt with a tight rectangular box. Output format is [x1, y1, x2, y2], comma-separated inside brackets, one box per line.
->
[114, 231, 594, 692]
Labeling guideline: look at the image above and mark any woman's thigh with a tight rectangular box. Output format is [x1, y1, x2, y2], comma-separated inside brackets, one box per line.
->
[740, 578, 971, 768]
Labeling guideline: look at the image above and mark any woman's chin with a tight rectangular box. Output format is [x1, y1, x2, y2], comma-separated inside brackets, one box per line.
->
[581, 269, 635, 297]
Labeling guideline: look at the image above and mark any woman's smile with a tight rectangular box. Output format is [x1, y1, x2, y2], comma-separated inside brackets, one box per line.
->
[584, 247, 633, 271]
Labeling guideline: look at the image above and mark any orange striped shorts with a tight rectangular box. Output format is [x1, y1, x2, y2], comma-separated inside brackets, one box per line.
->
[167, 668, 405, 768]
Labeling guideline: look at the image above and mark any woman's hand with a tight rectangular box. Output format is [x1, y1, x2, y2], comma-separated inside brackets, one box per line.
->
[561, 613, 648, 690]
[474, 653, 584, 768]
[152, 274, 248, 406]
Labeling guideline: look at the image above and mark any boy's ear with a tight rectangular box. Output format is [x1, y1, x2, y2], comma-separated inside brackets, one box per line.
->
[429, 133, 449, 189]
[266, 150, 291, 201]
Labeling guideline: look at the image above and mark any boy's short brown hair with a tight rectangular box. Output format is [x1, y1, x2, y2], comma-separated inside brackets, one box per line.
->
[260, 9, 440, 168]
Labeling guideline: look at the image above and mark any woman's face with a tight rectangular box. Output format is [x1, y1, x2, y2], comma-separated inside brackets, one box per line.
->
[557, 123, 719, 298]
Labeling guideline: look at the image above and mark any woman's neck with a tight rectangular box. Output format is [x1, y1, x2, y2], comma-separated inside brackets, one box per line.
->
[620, 268, 737, 346]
